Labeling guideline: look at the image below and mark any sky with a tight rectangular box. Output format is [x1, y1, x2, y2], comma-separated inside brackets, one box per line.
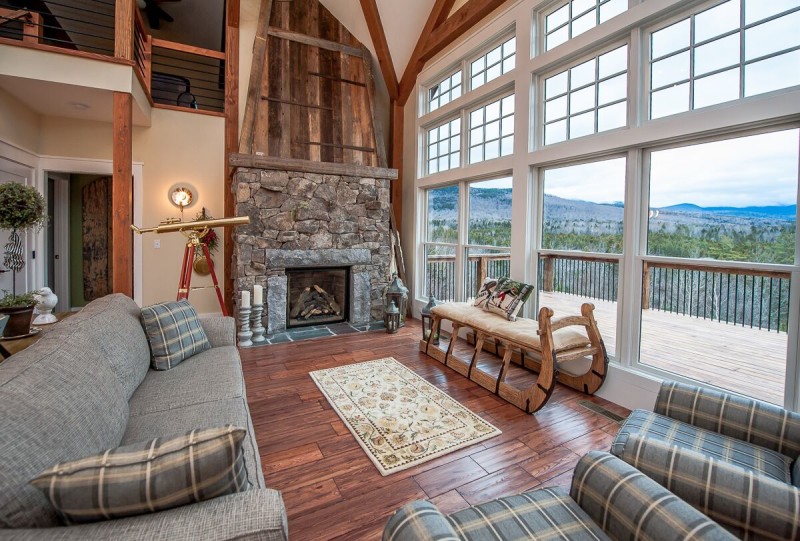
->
[543, 129, 799, 208]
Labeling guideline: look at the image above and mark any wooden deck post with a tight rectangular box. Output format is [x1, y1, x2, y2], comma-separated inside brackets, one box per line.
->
[22, 12, 41, 43]
[542, 255, 554, 292]
[642, 261, 650, 310]
[477, 255, 488, 292]
[112, 92, 133, 297]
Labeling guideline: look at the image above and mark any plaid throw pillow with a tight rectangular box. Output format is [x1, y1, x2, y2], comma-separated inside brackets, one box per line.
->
[29, 426, 249, 525]
[140, 299, 210, 370]
[485, 277, 534, 321]
[473, 277, 500, 308]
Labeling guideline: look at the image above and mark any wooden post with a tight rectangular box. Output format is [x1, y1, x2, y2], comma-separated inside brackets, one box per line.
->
[22, 12, 41, 43]
[114, 0, 134, 60]
[223, 0, 240, 316]
[642, 261, 651, 310]
[543, 255, 554, 292]
[477, 256, 488, 292]
[390, 100, 403, 230]
[112, 92, 133, 297]
[143, 34, 152, 94]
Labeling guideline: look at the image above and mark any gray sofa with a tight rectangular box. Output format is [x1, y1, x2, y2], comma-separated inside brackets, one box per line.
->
[0, 294, 287, 540]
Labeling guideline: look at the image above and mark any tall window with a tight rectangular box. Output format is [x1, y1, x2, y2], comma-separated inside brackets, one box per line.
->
[426, 118, 461, 175]
[539, 157, 626, 357]
[469, 94, 515, 163]
[544, 0, 627, 50]
[470, 36, 516, 90]
[640, 129, 799, 404]
[428, 71, 463, 113]
[424, 186, 459, 301]
[649, 0, 800, 119]
[466, 178, 512, 299]
[543, 45, 628, 145]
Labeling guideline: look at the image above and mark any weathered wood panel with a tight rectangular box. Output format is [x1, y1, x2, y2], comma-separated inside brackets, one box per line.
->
[248, 0, 380, 167]
[82, 176, 112, 301]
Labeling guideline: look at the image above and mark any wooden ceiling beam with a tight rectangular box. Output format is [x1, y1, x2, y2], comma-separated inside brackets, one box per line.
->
[359, 0, 398, 99]
[419, 0, 509, 65]
[397, 0, 456, 106]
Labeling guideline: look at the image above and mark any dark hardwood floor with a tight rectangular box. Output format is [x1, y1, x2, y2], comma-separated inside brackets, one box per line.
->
[240, 320, 630, 541]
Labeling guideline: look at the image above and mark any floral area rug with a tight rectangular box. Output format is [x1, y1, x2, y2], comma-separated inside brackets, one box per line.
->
[309, 357, 501, 476]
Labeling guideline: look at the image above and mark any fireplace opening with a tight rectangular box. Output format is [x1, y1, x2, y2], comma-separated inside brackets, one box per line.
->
[286, 267, 350, 328]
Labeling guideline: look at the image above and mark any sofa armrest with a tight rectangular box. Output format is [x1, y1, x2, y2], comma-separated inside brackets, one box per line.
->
[199, 315, 236, 348]
[383, 501, 460, 541]
[570, 451, 735, 541]
[3, 489, 287, 541]
[654, 381, 800, 460]
[617, 435, 800, 540]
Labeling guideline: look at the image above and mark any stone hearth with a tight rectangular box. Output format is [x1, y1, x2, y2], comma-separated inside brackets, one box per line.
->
[232, 160, 396, 335]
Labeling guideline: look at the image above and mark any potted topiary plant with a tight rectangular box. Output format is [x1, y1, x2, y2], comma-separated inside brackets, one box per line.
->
[0, 182, 47, 338]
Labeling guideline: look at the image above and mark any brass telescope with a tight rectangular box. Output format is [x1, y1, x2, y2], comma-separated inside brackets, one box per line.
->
[130, 216, 250, 235]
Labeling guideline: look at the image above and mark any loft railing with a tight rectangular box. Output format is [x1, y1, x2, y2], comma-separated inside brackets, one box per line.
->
[0, 0, 115, 55]
[425, 251, 790, 332]
[150, 39, 225, 114]
[0, 0, 224, 114]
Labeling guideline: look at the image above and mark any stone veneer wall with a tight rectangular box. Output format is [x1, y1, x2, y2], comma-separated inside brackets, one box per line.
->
[233, 167, 393, 333]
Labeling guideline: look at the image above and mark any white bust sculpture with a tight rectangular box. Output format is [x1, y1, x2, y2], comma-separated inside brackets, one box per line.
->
[33, 287, 58, 325]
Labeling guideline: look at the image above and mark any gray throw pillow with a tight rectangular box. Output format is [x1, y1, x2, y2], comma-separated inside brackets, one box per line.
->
[140, 299, 210, 370]
[29, 426, 249, 525]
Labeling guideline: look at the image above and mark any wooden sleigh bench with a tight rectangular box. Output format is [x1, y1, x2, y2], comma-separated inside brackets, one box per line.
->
[419, 303, 608, 414]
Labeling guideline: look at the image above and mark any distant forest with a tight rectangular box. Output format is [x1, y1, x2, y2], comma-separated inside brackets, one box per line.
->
[428, 187, 796, 265]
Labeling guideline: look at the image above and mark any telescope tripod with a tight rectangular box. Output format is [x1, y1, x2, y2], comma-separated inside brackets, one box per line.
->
[177, 230, 226, 316]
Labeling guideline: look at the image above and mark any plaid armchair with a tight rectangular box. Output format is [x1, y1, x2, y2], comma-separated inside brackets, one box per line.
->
[382, 452, 735, 541]
[612, 381, 800, 486]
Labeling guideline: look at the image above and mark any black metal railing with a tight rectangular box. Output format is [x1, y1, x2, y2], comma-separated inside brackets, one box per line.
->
[0, 0, 115, 55]
[425, 250, 791, 333]
[150, 40, 225, 113]
[538, 254, 619, 302]
[644, 263, 790, 332]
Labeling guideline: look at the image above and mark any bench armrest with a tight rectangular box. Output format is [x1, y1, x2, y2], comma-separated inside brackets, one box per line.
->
[383, 501, 460, 541]
[571, 451, 735, 541]
[655, 381, 800, 460]
[4, 489, 287, 541]
[617, 435, 800, 540]
[199, 315, 236, 348]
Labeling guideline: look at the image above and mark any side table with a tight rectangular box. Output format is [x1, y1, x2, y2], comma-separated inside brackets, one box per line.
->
[0, 311, 76, 361]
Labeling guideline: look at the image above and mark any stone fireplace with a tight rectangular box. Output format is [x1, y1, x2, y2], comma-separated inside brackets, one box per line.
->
[232, 157, 397, 335]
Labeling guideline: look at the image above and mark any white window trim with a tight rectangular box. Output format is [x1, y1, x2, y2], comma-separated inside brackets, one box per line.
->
[410, 0, 800, 411]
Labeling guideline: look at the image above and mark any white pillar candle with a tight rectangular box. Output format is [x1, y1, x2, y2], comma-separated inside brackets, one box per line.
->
[241, 290, 250, 308]
[253, 284, 263, 305]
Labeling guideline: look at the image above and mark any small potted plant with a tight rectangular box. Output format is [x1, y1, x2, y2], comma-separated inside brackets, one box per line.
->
[0, 182, 47, 337]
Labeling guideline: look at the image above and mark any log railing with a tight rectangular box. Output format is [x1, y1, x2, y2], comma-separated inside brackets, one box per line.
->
[425, 250, 791, 332]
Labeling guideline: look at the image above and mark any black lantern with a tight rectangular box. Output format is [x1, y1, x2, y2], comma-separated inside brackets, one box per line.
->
[384, 273, 409, 327]
[385, 300, 400, 334]
[420, 295, 440, 345]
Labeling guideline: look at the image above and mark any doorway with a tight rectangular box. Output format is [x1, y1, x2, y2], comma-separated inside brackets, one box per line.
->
[48, 173, 114, 311]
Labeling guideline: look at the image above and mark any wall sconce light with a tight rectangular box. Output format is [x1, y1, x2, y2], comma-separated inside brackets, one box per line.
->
[168, 184, 196, 219]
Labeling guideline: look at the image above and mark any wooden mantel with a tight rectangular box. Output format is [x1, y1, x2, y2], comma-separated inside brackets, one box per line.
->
[229, 154, 397, 180]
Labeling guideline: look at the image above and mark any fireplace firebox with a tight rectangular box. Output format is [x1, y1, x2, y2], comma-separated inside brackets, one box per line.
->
[286, 267, 350, 328]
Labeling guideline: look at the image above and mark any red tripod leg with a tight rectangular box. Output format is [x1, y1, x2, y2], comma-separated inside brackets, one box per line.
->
[177, 243, 193, 301]
[203, 243, 227, 316]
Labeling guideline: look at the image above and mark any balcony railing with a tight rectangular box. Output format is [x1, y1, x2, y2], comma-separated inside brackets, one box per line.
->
[424, 251, 791, 332]
[1, 0, 224, 114]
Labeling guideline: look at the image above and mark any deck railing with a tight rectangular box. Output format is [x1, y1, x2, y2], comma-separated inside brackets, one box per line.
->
[425, 251, 791, 332]
[150, 39, 225, 113]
